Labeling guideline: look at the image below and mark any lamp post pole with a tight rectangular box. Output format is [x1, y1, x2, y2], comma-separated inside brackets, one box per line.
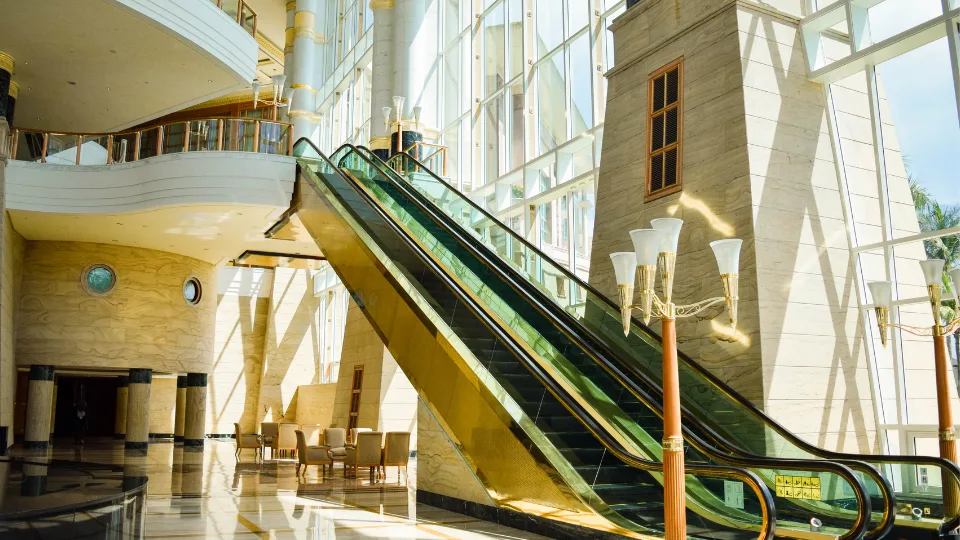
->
[869, 263, 960, 514]
[393, 96, 405, 155]
[611, 219, 741, 540]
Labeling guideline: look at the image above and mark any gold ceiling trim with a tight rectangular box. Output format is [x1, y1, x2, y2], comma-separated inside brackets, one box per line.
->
[256, 33, 284, 65]
[8, 81, 19, 99]
[285, 1, 296, 10]
[182, 94, 254, 111]
[370, 0, 394, 9]
[0, 53, 14, 75]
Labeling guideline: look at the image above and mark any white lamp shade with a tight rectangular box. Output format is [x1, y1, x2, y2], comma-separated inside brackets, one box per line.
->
[629, 229, 666, 267]
[709, 239, 742, 275]
[867, 281, 893, 308]
[271, 74, 287, 96]
[919, 259, 946, 287]
[949, 267, 960, 301]
[252, 81, 262, 101]
[413, 106, 423, 122]
[382, 106, 392, 120]
[393, 95, 405, 110]
[650, 218, 683, 254]
[610, 252, 637, 286]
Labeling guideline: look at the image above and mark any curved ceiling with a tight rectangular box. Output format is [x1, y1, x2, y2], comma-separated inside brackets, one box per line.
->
[0, 0, 257, 132]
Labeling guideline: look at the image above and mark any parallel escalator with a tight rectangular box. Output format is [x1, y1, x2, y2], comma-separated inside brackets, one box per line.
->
[371, 147, 960, 539]
[292, 139, 887, 539]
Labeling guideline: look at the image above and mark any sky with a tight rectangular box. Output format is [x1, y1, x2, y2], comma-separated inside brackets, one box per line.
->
[871, 0, 960, 207]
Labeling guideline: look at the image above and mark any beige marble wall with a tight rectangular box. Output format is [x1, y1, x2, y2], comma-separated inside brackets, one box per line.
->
[1, 213, 24, 448]
[592, 0, 880, 452]
[416, 399, 494, 506]
[213, 267, 271, 433]
[295, 383, 337, 427]
[331, 299, 418, 443]
[256, 268, 321, 423]
[16, 241, 216, 373]
[149, 377, 177, 435]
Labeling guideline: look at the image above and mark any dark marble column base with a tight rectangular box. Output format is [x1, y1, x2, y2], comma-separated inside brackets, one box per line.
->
[114, 433, 126, 439]
[122, 476, 148, 491]
[21, 476, 46, 497]
[23, 440, 48, 451]
[416, 490, 630, 540]
[372, 148, 390, 162]
[124, 441, 148, 450]
[184, 438, 204, 448]
[174, 436, 184, 443]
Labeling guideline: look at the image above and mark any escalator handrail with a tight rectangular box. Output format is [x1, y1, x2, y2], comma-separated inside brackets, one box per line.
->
[355, 145, 879, 540]
[296, 139, 777, 539]
[373, 147, 960, 530]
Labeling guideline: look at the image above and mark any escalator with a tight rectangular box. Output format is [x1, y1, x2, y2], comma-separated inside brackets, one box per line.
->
[292, 139, 891, 539]
[370, 146, 960, 539]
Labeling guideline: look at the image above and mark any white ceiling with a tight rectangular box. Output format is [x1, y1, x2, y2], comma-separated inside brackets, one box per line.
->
[0, 0, 252, 132]
[9, 205, 322, 266]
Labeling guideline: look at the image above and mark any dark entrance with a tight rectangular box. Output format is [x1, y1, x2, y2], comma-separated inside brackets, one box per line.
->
[53, 376, 119, 439]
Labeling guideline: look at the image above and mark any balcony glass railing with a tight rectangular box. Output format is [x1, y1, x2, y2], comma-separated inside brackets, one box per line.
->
[213, 0, 258, 36]
[10, 118, 293, 165]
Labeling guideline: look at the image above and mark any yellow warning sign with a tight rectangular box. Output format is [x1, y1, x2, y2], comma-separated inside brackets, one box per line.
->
[774, 476, 823, 501]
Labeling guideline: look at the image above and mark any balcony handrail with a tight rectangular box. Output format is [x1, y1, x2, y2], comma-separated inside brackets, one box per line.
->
[11, 116, 293, 165]
[215, 0, 258, 37]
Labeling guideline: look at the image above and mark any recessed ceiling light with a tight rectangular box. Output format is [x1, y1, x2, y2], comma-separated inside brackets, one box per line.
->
[208, 79, 213, 83]
[67, 81, 76, 85]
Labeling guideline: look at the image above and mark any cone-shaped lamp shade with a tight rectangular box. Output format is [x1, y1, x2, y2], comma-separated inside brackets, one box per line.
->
[610, 252, 637, 287]
[629, 229, 665, 267]
[271, 74, 287, 99]
[709, 239, 742, 275]
[950, 267, 960, 303]
[252, 81, 262, 103]
[393, 95, 405, 111]
[867, 281, 893, 309]
[650, 218, 683, 254]
[920, 259, 946, 287]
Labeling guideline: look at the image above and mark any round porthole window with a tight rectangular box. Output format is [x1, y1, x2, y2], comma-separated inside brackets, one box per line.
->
[183, 276, 202, 305]
[82, 263, 117, 296]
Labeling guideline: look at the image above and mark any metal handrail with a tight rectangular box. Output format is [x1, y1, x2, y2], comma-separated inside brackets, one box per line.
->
[11, 116, 293, 165]
[215, 0, 258, 36]
[388, 141, 448, 177]
[371, 148, 960, 534]
[297, 139, 777, 539]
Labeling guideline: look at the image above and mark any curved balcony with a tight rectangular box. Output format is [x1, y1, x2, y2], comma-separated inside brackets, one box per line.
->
[213, 0, 258, 36]
[10, 118, 292, 165]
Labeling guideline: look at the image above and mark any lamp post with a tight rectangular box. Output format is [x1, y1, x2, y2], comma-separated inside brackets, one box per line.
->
[868, 262, 960, 463]
[392, 95, 405, 154]
[610, 218, 741, 540]
[252, 74, 289, 120]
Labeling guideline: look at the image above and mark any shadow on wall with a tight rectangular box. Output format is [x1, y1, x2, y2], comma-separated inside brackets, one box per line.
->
[740, 10, 873, 452]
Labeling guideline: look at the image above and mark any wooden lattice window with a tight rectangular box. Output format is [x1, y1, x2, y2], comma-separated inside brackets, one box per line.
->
[646, 58, 684, 201]
[348, 366, 363, 431]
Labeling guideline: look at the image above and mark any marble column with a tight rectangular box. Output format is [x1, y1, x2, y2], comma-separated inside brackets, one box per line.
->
[174, 375, 187, 443]
[0, 52, 12, 125]
[389, 0, 429, 154]
[20, 463, 47, 497]
[114, 376, 128, 439]
[122, 450, 148, 492]
[124, 368, 152, 450]
[48, 379, 57, 437]
[287, 0, 323, 142]
[370, 0, 396, 156]
[183, 373, 207, 448]
[6, 81, 16, 127]
[23, 365, 55, 451]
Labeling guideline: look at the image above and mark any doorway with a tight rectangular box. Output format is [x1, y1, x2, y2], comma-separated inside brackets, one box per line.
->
[53, 376, 118, 439]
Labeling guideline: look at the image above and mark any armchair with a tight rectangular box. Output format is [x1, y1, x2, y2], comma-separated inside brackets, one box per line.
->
[345, 431, 383, 481]
[233, 423, 261, 462]
[295, 429, 333, 477]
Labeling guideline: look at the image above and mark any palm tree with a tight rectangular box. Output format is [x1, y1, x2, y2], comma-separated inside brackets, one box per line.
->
[910, 178, 960, 364]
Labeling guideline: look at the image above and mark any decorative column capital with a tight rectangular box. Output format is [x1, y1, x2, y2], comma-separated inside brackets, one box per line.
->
[370, 0, 394, 10]
[8, 81, 17, 99]
[0, 52, 13, 76]
[0, 118, 11, 162]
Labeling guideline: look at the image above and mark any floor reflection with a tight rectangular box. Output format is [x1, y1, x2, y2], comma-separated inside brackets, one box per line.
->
[7, 438, 547, 539]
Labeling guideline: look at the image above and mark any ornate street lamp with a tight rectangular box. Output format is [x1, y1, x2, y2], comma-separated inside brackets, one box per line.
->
[868, 261, 960, 464]
[610, 218, 741, 540]
[252, 74, 290, 120]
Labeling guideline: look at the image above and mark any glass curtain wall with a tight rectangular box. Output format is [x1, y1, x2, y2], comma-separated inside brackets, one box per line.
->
[312, 0, 624, 284]
[314, 263, 349, 384]
[804, 0, 960, 488]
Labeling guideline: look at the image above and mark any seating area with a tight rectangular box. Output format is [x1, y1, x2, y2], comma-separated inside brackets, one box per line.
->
[236, 422, 411, 484]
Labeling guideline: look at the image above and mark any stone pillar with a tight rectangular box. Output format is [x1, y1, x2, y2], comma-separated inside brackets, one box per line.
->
[390, 0, 429, 154]
[49, 378, 57, 437]
[174, 375, 186, 443]
[0, 52, 12, 125]
[23, 365, 55, 451]
[6, 81, 16, 127]
[124, 368, 152, 450]
[370, 0, 395, 144]
[114, 376, 128, 439]
[122, 450, 148, 492]
[287, 0, 321, 141]
[183, 373, 208, 448]
[20, 463, 47, 496]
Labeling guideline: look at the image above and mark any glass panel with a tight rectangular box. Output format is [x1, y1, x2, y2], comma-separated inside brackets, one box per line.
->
[44, 134, 79, 164]
[567, 0, 588, 37]
[444, 0, 463, 47]
[508, 0, 523, 80]
[443, 41, 461, 127]
[222, 119, 257, 152]
[484, 1, 506, 96]
[79, 135, 110, 165]
[259, 121, 291, 154]
[112, 133, 137, 164]
[161, 123, 188, 155]
[569, 33, 593, 135]
[537, 50, 568, 154]
[186, 120, 220, 152]
[536, 0, 563, 58]
[509, 80, 525, 171]
[484, 93, 506, 185]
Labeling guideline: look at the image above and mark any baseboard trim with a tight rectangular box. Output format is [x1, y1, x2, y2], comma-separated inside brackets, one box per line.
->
[415, 490, 631, 540]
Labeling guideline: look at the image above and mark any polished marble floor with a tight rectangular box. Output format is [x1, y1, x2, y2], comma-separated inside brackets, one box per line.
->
[10, 438, 548, 539]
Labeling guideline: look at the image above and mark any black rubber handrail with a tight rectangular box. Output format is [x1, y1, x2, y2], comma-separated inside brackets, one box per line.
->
[373, 147, 960, 534]
[295, 138, 777, 539]
[356, 145, 879, 539]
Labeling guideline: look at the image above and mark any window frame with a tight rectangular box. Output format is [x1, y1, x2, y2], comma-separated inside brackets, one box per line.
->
[645, 57, 684, 202]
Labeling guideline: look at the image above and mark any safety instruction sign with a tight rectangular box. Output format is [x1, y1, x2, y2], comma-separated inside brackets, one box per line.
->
[724, 480, 744, 509]
[775, 475, 822, 501]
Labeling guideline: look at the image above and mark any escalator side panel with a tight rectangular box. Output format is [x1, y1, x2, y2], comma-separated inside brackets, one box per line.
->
[296, 170, 594, 515]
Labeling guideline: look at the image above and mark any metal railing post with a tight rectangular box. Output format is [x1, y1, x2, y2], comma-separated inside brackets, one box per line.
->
[75, 135, 82, 164]
[134, 131, 141, 161]
[183, 122, 190, 153]
[253, 121, 260, 153]
[107, 134, 114, 164]
[157, 126, 164, 156]
[10, 129, 17, 159]
[217, 119, 224, 151]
